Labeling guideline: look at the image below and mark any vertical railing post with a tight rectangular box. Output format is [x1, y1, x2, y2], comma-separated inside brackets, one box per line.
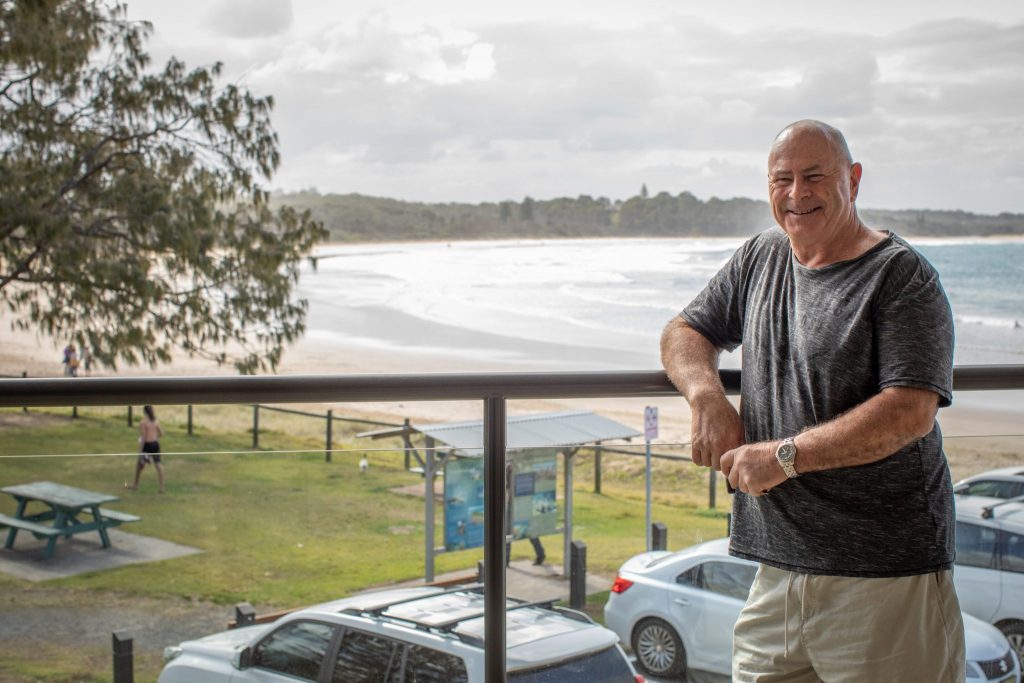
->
[484, 394, 507, 683]
[112, 631, 133, 683]
[127, 405, 132, 427]
[252, 404, 259, 449]
[593, 441, 602, 494]
[709, 469, 717, 509]
[403, 417, 411, 470]
[187, 404, 194, 436]
[326, 409, 333, 463]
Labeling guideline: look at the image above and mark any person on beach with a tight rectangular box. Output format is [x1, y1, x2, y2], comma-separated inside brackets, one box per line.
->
[127, 405, 165, 492]
[661, 120, 963, 681]
[62, 343, 78, 377]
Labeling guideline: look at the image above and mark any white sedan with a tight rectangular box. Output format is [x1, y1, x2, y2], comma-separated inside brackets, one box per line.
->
[605, 537, 1021, 682]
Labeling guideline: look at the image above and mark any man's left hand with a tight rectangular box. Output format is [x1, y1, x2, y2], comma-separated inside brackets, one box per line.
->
[720, 442, 788, 496]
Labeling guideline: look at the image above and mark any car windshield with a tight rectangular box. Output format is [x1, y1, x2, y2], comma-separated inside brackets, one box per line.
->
[508, 646, 634, 683]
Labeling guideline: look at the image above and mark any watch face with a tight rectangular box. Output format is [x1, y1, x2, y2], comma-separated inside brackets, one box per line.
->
[778, 443, 796, 463]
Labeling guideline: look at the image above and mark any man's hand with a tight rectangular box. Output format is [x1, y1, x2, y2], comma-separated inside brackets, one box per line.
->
[689, 393, 745, 470]
[721, 441, 787, 496]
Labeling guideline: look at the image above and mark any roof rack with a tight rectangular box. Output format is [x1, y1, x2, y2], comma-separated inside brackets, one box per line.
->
[340, 583, 483, 618]
[339, 589, 590, 643]
[981, 494, 1024, 519]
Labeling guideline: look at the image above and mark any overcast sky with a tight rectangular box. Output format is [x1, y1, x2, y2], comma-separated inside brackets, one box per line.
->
[125, 0, 1024, 214]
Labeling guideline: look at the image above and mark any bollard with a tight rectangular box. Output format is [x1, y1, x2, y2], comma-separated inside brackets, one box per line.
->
[112, 631, 133, 683]
[569, 540, 587, 611]
[234, 602, 256, 628]
[252, 404, 260, 449]
[326, 409, 333, 463]
[651, 522, 668, 551]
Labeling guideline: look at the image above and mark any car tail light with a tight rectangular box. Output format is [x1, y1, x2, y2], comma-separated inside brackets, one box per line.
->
[634, 675, 646, 682]
[611, 575, 633, 593]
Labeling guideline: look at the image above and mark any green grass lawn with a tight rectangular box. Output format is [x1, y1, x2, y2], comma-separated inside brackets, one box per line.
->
[0, 405, 729, 681]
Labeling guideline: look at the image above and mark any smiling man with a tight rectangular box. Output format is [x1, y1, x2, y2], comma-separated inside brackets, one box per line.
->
[660, 120, 965, 681]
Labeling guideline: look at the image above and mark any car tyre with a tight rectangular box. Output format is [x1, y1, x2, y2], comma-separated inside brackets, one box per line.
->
[632, 617, 686, 680]
[999, 621, 1024, 664]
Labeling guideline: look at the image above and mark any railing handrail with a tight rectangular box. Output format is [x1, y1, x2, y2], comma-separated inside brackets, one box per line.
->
[1, 365, 1022, 407]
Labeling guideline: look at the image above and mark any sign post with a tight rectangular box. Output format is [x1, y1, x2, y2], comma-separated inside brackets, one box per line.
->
[643, 406, 658, 552]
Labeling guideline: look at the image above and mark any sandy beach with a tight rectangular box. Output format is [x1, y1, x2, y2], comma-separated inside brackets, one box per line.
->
[2, 314, 1021, 484]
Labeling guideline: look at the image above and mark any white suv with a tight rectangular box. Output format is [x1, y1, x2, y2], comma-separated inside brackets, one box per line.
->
[955, 494, 1024, 664]
[159, 584, 643, 683]
[954, 467, 1024, 499]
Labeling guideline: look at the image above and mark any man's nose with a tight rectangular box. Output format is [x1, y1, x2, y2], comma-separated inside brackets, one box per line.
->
[789, 178, 811, 199]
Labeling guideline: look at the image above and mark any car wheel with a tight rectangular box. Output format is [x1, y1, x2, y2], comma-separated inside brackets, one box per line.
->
[999, 621, 1024, 664]
[632, 617, 686, 679]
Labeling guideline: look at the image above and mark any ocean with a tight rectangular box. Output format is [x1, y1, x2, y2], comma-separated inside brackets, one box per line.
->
[298, 236, 1024, 372]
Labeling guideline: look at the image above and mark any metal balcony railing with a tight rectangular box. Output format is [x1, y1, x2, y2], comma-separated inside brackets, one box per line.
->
[2, 364, 1023, 683]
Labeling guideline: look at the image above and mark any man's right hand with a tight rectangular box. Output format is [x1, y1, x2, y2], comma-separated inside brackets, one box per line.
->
[689, 393, 745, 470]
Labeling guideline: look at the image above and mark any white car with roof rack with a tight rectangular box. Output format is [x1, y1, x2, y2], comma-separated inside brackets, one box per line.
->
[955, 493, 1024, 665]
[158, 583, 644, 683]
[604, 536, 1021, 682]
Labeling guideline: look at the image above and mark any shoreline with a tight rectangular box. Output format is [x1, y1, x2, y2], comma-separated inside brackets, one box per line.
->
[2, 317, 1021, 438]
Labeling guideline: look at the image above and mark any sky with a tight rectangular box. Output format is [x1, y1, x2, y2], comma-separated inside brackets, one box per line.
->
[124, 0, 1024, 214]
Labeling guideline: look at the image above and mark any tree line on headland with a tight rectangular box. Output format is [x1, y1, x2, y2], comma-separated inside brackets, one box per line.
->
[274, 189, 1024, 243]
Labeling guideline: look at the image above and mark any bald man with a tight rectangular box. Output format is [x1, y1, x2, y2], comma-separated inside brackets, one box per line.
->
[661, 120, 964, 682]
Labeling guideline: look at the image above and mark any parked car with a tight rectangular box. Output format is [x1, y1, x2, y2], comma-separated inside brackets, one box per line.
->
[955, 494, 1024, 664]
[954, 467, 1024, 500]
[605, 536, 1021, 682]
[159, 584, 644, 683]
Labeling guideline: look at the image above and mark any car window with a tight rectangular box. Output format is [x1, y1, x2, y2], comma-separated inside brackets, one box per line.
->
[252, 620, 335, 682]
[508, 646, 634, 683]
[676, 565, 702, 588]
[963, 480, 1020, 499]
[403, 645, 468, 683]
[1002, 530, 1024, 573]
[677, 561, 756, 600]
[956, 522, 998, 568]
[332, 629, 400, 683]
[702, 561, 757, 600]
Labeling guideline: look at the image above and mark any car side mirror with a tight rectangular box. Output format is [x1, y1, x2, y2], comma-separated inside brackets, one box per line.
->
[232, 646, 252, 670]
[953, 484, 967, 495]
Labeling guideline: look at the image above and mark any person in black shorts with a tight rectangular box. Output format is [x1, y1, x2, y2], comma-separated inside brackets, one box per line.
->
[126, 405, 165, 492]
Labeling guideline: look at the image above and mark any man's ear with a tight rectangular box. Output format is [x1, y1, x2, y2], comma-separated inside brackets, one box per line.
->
[849, 162, 863, 201]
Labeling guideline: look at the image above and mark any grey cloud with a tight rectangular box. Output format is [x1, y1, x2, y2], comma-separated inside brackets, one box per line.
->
[208, 0, 293, 39]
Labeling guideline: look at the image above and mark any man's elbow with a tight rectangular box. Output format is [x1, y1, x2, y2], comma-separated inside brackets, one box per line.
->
[884, 387, 940, 440]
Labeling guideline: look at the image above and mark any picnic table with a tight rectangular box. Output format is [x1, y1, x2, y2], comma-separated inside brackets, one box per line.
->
[0, 481, 140, 559]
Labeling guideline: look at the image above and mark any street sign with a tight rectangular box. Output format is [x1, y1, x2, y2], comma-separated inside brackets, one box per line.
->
[644, 406, 658, 441]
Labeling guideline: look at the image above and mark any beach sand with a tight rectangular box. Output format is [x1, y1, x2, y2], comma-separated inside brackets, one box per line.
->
[2, 318, 1020, 482]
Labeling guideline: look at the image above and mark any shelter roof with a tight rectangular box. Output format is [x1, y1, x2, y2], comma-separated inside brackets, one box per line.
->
[359, 410, 640, 454]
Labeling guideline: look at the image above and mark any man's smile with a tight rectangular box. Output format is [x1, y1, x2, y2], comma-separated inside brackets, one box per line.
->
[788, 207, 821, 216]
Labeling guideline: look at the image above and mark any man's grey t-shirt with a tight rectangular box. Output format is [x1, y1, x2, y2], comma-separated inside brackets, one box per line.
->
[681, 229, 955, 577]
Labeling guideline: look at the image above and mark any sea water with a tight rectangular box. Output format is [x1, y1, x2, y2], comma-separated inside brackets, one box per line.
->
[298, 236, 1024, 371]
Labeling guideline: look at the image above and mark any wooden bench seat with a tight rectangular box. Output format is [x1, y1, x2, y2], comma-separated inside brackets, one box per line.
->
[0, 512, 62, 537]
[95, 508, 141, 524]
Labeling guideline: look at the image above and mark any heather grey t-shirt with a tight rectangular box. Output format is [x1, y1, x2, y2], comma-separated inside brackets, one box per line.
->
[681, 228, 955, 577]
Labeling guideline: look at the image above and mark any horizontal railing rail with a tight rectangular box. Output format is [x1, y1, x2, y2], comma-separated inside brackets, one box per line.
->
[2, 365, 1023, 407]
[2, 363, 1023, 683]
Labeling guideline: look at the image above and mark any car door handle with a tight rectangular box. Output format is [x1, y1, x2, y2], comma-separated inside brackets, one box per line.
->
[673, 598, 690, 606]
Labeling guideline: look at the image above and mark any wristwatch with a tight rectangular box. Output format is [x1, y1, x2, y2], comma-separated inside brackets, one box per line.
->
[775, 437, 799, 479]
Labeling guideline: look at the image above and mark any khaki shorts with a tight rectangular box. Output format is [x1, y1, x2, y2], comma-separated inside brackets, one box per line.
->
[733, 564, 965, 683]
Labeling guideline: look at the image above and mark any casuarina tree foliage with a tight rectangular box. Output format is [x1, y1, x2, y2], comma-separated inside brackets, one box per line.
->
[0, 0, 327, 373]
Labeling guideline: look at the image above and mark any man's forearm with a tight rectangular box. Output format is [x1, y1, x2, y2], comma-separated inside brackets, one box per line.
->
[660, 317, 726, 402]
[792, 386, 940, 474]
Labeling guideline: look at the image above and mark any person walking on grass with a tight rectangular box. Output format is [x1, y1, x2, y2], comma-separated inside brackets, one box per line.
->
[126, 405, 165, 492]
[661, 120, 963, 681]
